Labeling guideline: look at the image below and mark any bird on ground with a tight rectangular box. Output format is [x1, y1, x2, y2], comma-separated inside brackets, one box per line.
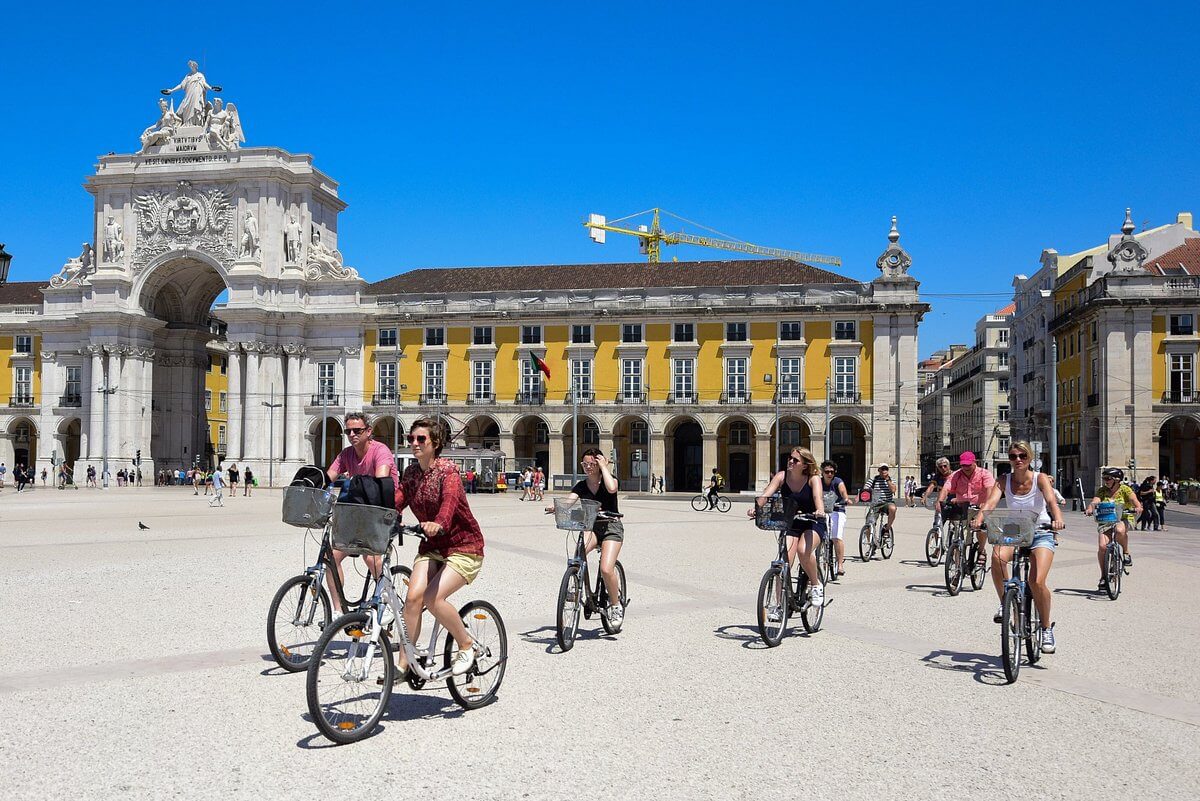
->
[138, 522, 150, 531]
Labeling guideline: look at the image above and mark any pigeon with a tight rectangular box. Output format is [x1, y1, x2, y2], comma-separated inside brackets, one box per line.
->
[138, 522, 150, 531]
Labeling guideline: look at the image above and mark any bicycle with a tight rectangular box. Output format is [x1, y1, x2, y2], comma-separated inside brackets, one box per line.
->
[941, 502, 987, 596]
[816, 490, 840, 585]
[1092, 501, 1128, 600]
[692, 491, 731, 513]
[268, 480, 412, 672]
[857, 491, 894, 562]
[753, 496, 827, 647]
[979, 509, 1053, 684]
[552, 498, 630, 651]
[923, 495, 946, 566]
[306, 515, 507, 744]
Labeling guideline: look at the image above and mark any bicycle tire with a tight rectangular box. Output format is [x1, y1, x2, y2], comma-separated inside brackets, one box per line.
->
[880, 528, 894, 560]
[858, 526, 874, 562]
[267, 573, 331, 672]
[555, 566, 583, 652]
[945, 539, 963, 596]
[756, 566, 788, 647]
[716, 496, 731, 513]
[691, 494, 708, 512]
[800, 574, 824, 634]
[968, 542, 987, 590]
[306, 611, 393, 744]
[444, 600, 508, 710]
[816, 539, 831, 585]
[1000, 587, 1022, 684]
[389, 564, 412, 605]
[600, 561, 628, 635]
[1024, 584, 1042, 665]
[1104, 544, 1122, 600]
[925, 528, 942, 566]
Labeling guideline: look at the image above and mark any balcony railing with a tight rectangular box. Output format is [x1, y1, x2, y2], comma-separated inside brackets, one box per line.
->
[467, 392, 496, 404]
[720, 391, 752, 404]
[419, 393, 447, 405]
[515, 390, 545, 405]
[565, 389, 595, 404]
[772, 389, 806, 404]
[614, 391, 647, 404]
[370, 392, 398, 406]
[831, 392, 861, 404]
[310, 393, 341, 406]
[667, 391, 697, 404]
[1161, 391, 1200, 404]
[8, 395, 34, 408]
[58, 394, 82, 407]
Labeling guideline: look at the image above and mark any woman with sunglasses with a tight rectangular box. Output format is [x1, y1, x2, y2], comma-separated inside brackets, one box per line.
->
[749, 447, 827, 608]
[972, 440, 1064, 654]
[1084, 467, 1141, 590]
[820, 460, 851, 576]
[395, 417, 486, 677]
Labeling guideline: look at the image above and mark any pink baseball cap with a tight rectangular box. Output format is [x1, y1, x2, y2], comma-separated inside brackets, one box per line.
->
[959, 451, 977, 465]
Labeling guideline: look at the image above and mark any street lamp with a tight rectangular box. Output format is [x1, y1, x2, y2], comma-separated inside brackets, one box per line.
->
[0, 243, 12, 286]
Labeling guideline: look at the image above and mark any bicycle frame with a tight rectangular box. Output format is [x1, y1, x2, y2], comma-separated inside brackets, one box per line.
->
[304, 526, 389, 614]
[567, 530, 604, 608]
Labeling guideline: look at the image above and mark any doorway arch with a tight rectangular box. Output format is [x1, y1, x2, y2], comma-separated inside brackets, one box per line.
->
[666, 416, 703, 492]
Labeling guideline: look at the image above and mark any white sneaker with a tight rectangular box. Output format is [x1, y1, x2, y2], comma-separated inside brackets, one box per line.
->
[993, 606, 1004, 624]
[608, 603, 625, 626]
[450, 647, 475, 676]
[809, 584, 824, 607]
[379, 605, 395, 628]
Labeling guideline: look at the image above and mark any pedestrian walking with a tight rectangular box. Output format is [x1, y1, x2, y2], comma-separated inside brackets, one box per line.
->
[40, 467, 47, 486]
[209, 468, 225, 507]
[15, 464, 28, 493]
[227, 463, 239, 498]
[0, 461, 7, 489]
[244, 467, 254, 496]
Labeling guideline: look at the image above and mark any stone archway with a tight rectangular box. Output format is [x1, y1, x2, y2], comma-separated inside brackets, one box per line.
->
[4, 417, 38, 472]
[309, 417, 344, 467]
[56, 417, 82, 470]
[562, 415, 600, 474]
[666, 415, 704, 492]
[770, 416, 812, 473]
[512, 415, 549, 474]
[1159, 415, 1200, 481]
[718, 416, 757, 492]
[370, 414, 403, 456]
[612, 414, 651, 491]
[830, 416, 867, 488]
[463, 415, 501, 450]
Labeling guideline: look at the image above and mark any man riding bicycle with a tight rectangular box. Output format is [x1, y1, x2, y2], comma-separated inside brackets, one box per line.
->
[937, 451, 994, 570]
[924, 457, 953, 526]
[1085, 467, 1141, 591]
[707, 468, 724, 509]
[866, 464, 897, 533]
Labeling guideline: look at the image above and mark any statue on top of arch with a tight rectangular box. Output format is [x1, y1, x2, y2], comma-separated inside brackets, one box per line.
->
[138, 60, 244, 154]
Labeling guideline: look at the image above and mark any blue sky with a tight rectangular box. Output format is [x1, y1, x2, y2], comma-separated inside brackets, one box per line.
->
[2, 2, 1196, 353]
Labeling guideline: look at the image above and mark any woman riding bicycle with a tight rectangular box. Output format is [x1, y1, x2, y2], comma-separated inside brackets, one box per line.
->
[972, 440, 1064, 654]
[395, 416, 486, 677]
[820, 460, 851, 576]
[1085, 467, 1141, 590]
[924, 458, 953, 522]
[749, 446, 827, 607]
[546, 449, 625, 625]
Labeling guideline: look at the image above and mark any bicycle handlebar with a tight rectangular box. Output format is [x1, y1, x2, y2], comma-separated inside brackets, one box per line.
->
[596, 511, 624, 520]
[396, 524, 428, 541]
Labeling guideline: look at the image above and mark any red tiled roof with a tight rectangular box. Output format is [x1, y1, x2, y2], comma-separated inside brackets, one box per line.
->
[994, 302, 1016, 315]
[1144, 238, 1200, 276]
[0, 281, 44, 305]
[367, 258, 853, 295]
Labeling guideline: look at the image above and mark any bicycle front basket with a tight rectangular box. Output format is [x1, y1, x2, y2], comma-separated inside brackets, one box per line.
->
[553, 498, 600, 531]
[1095, 501, 1122, 525]
[822, 490, 839, 512]
[282, 485, 334, 528]
[755, 495, 797, 531]
[331, 503, 398, 556]
[981, 509, 1038, 548]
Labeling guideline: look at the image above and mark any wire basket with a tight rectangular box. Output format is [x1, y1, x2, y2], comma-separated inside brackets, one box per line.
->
[553, 498, 600, 531]
[868, 490, 892, 507]
[331, 503, 399, 556]
[282, 485, 335, 528]
[822, 490, 840, 512]
[980, 509, 1039, 548]
[1095, 502, 1123, 526]
[755, 495, 798, 531]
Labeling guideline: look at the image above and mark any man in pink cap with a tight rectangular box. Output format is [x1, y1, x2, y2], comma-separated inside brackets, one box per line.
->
[937, 451, 995, 569]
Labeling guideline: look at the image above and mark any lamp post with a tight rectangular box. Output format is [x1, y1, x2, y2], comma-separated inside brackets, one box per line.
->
[0, 243, 12, 286]
[262, 385, 283, 488]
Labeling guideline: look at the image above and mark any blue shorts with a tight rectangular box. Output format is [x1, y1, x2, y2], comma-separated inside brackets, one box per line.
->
[1030, 532, 1057, 552]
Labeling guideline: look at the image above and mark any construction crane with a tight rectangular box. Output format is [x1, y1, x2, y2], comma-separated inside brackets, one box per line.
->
[583, 208, 841, 266]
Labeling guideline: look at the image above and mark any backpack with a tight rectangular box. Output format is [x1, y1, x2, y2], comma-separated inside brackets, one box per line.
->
[339, 474, 396, 509]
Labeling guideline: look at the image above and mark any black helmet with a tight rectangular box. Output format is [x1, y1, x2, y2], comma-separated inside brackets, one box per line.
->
[1102, 467, 1124, 480]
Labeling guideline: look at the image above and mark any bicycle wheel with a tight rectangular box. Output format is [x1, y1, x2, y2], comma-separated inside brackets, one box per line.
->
[756, 566, 788, 647]
[1104, 544, 1122, 600]
[944, 539, 964, 596]
[267, 574, 331, 672]
[1000, 587, 1022, 684]
[968, 542, 987, 590]
[389, 564, 411, 605]
[600, 561, 628, 635]
[816, 539, 832, 585]
[716, 495, 731, 513]
[1024, 585, 1043, 666]
[800, 574, 825, 633]
[858, 526, 874, 562]
[306, 611, 393, 744]
[555, 566, 583, 652]
[444, 600, 508, 710]
[880, 528, 894, 560]
[925, 528, 942, 566]
[691, 494, 708, 512]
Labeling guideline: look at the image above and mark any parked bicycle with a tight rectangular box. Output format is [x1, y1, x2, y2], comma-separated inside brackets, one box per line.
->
[857, 489, 894, 562]
[1092, 501, 1128, 600]
[979, 509, 1052, 683]
[552, 498, 629, 651]
[268, 476, 411, 672]
[943, 502, 986, 596]
[306, 511, 507, 744]
[753, 496, 826, 647]
[692, 492, 731, 513]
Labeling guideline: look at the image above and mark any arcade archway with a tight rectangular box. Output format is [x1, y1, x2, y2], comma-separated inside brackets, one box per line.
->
[513, 415, 549, 474]
[829, 416, 867, 488]
[1159, 415, 1200, 481]
[666, 416, 703, 492]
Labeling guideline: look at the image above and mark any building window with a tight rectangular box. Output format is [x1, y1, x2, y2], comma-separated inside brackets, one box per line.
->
[673, 358, 694, 399]
[631, 420, 648, 445]
[220, 357, 227, 375]
[998, 329, 1009, 344]
[1171, 314, 1194, 336]
[378, 362, 397, 401]
[473, 326, 493, 345]
[378, 328, 397, 347]
[14, 335, 32, 354]
[571, 359, 592, 399]
[999, 378, 1009, 392]
[621, 359, 643, 399]
[998, 352, 1009, 368]
[779, 357, 802, 401]
[1170, 353, 1194, 400]
[782, 420, 804, 447]
[582, 419, 600, 445]
[65, 366, 81, 399]
[14, 366, 32, 400]
[673, 323, 694, 342]
[730, 421, 750, 446]
[204, 390, 212, 412]
[779, 321, 803, 341]
[424, 360, 445, 399]
[1091, 321, 1098, 342]
[725, 357, 748, 400]
[521, 325, 542, 345]
[219, 391, 227, 412]
[622, 323, 643, 343]
[725, 322, 747, 342]
[317, 362, 336, 402]
[218, 424, 227, 451]
[535, 420, 550, 444]
[834, 357, 857, 399]
[999, 405, 1010, 422]
[834, 320, 857, 341]
[521, 358, 542, 398]
[473, 360, 492, 399]
[425, 327, 445, 347]
[1091, 358, 1098, 393]
[571, 324, 592, 344]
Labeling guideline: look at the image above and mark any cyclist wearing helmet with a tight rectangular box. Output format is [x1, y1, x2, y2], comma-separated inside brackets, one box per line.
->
[1085, 467, 1142, 591]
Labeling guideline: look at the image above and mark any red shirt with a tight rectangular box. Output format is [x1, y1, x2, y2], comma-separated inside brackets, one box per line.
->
[330, 440, 398, 482]
[947, 467, 995, 505]
[396, 458, 485, 558]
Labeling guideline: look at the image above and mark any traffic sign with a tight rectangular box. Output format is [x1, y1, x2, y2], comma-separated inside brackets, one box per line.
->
[1031, 458, 1043, 471]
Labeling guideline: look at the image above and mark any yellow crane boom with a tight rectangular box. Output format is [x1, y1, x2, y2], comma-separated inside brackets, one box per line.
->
[583, 208, 840, 266]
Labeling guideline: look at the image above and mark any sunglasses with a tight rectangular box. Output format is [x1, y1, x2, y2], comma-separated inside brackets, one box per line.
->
[787, 457, 802, 465]
[1007, 452, 1028, 461]
[822, 469, 835, 474]
[406, 434, 429, 444]
[345, 427, 367, 435]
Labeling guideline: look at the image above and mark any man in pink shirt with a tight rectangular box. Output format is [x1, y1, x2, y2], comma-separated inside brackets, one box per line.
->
[937, 451, 995, 567]
[325, 412, 399, 614]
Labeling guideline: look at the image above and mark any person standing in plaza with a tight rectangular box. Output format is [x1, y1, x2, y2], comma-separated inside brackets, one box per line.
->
[0, 461, 6, 490]
[227, 462, 239, 499]
[243, 466, 254, 496]
[534, 466, 545, 501]
[208, 467, 225, 507]
[40, 467, 47, 487]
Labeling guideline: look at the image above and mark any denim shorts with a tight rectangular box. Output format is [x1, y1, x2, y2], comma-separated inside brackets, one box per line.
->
[1030, 532, 1057, 552]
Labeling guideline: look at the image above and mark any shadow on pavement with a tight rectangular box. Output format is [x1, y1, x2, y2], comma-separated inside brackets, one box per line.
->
[920, 649, 1014, 686]
[297, 692, 465, 748]
[713, 623, 792, 650]
[1054, 587, 1109, 602]
[518, 625, 615, 654]
[899, 559, 935, 569]
[904, 583, 952, 598]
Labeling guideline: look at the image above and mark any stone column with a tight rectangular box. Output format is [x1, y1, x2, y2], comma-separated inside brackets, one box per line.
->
[141, 352, 154, 473]
[38, 352, 57, 464]
[244, 346, 261, 462]
[649, 432, 667, 487]
[227, 346, 243, 461]
[105, 349, 120, 472]
[262, 348, 285, 484]
[702, 432, 718, 476]
[548, 432, 566, 483]
[754, 433, 772, 490]
[284, 347, 303, 464]
[87, 347, 104, 459]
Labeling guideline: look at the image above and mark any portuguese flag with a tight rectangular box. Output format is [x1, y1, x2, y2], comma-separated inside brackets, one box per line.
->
[530, 353, 551, 378]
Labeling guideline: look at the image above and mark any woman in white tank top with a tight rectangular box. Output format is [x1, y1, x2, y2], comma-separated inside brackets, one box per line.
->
[972, 440, 1065, 654]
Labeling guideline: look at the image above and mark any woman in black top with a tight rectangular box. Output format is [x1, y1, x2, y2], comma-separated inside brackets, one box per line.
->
[750, 446, 827, 608]
[546, 447, 626, 626]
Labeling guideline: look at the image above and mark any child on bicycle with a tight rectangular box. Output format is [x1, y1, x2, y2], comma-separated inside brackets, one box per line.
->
[749, 447, 827, 607]
[547, 449, 625, 625]
[1084, 467, 1141, 590]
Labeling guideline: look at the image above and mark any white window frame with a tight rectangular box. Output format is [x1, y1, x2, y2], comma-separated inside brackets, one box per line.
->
[378, 362, 397, 400]
[472, 360, 493, 399]
[15, 366, 32, 400]
[1170, 353, 1194, 399]
[204, 390, 212, 412]
[219, 391, 228, 412]
[834, 356, 857, 399]
[378, 328, 398, 347]
[834, 320, 857, 341]
[65, 366, 81, 399]
[571, 358, 592, 399]
[571, 325, 592, 345]
[779, 357, 802, 401]
[779, 321, 803, 341]
[621, 358, 643, 399]
[424, 327, 445, 347]
[521, 358, 542, 399]
[673, 322, 695, 343]
[473, 326, 493, 345]
[521, 325, 542, 345]
[317, 362, 336, 401]
[725, 357, 748, 400]
[14, 335, 32, 354]
[725, 322, 747, 342]
[672, 358, 694, 399]
[424, 360, 446, 399]
[622, 323, 644, 343]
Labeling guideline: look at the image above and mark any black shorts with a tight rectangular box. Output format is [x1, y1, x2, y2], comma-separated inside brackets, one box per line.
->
[788, 519, 826, 539]
[593, 518, 625, 544]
